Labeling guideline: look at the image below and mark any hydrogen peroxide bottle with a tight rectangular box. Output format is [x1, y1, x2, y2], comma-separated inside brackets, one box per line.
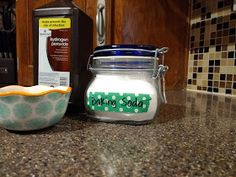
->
[33, 0, 93, 113]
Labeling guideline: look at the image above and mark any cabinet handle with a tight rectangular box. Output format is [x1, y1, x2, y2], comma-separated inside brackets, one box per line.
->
[96, 0, 105, 46]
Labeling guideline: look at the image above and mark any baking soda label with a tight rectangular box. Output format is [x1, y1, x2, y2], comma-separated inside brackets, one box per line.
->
[87, 92, 151, 113]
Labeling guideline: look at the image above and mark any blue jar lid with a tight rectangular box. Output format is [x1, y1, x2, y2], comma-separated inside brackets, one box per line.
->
[93, 44, 160, 57]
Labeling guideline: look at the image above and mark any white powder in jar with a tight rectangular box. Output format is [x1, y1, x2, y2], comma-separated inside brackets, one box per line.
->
[85, 72, 163, 122]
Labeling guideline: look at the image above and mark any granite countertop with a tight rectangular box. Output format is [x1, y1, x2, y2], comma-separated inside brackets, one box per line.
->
[0, 90, 235, 177]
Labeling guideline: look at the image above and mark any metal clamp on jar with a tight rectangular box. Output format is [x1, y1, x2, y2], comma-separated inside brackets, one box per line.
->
[85, 45, 169, 124]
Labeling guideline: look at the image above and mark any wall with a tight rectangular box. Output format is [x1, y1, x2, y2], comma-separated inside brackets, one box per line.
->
[0, 8, 2, 29]
[0, 1, 6, 28]
[187, 0, 236, 95]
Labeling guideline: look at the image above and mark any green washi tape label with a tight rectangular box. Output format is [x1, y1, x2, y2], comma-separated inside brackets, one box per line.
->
[87, 92, 151, 113]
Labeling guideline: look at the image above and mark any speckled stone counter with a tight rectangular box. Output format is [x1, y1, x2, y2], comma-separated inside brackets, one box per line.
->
[0, 91, 235, 177]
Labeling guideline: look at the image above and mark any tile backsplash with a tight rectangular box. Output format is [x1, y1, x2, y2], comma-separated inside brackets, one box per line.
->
[187, 0, 236, 96]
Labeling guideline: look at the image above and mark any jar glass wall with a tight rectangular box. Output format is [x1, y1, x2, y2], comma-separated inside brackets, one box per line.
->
[85, 45, 168, 124]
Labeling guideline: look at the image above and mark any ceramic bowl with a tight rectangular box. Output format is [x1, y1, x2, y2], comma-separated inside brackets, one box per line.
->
[0, 85, 72, 131]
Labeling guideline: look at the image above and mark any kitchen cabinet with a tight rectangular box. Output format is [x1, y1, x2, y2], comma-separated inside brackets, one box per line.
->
[112, 0, 190, 90]
[16, 0, 190, 90]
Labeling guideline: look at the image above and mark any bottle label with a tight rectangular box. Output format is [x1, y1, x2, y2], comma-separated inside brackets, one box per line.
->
[87, 92, 151, 113]
[38, 18, 71, 87]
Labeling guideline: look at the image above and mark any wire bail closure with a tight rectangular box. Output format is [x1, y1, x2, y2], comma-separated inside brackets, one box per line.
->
[87, 54, 93, 70]
[152, 47, 169, 103]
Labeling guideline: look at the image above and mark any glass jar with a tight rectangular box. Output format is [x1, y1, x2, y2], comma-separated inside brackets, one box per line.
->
[85, 45, 168, 124]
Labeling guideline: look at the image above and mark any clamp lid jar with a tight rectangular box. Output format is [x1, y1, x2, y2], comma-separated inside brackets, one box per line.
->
[85, 44, 169, 124]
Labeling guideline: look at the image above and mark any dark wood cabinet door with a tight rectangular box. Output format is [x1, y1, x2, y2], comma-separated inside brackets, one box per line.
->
[16, 0, 31, 86]
[85, 0, 113, 48]
[113, 0, 190, 89]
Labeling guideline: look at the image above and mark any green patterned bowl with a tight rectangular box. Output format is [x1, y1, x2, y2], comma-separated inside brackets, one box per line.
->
[0, 85, 72, 131]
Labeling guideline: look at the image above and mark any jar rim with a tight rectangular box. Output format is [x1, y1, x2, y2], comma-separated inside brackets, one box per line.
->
[94, 44, 157, 51]
[93, 44, 163, 57]
[92, 56, 157, 60]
